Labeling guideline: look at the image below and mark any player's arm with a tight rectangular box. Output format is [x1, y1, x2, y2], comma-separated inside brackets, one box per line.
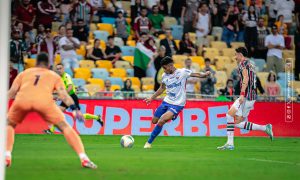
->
[190, 71, 211, 78]
[144, 83, 166, 105]
[239, 68, 249, 103]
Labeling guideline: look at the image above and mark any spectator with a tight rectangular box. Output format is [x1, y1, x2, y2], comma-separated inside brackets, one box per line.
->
[90, 0, 115, 19]
[59, 28, 80, 70]
[115, 10, 129, 44]
[145, 37, 158, 77]
[66, 21, 73, 29]
[87, 39, 107, 61]
[221, 4, 238, 48]
[170, 0, 185, 23]
[101, 80, 113, 97]
[9, 62, 18, 88]
[181, 0, 200, 33]
[159, 0, 169, 16]
[148, 5, 165, 36]
[38, 28, 56, 68]
[179, 32, 197, 56]
[71, 0, 93, 26]
[209, 0, 226, 27]
[36, 0, 56, 29]
[265, 71, 281, 100]
[107, 0, 124, 16]
[105, 36, 122, 63]
[295, 26, 300, 80]
[194, 2, 210, 49]
[73, 19, 89, 43]
[14, 0, 36, 42]
[131, 0, 143, 26]
[23, 31, 32, 54]
[274, 0, 295, 28]
[266, 0, 277, 26]
[121, 79, 135, 99]
[185, 58, 198, 98]
[265, 25, 285, 74]
[35, 24, 46, 44]
[10, 29, 27, 72]
[200, 58, 216, 95]
[145, 0, 159, 11]
[255, 17, 270, 60]
[236, 0, 246, 42]
[60, 0, 73, 24]
[154, 45, 166, 91]
[54, 25, 66, 52]
[275, 15, 292, 49]
[134, 6, 151, 40]
[243, 5, 258, 57]
[160, 28, 178, 56]
[218, 79, 235, 101]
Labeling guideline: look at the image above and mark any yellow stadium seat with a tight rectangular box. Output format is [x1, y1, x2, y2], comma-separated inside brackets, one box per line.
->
[126, 40, 136, 47]
[283, 50, 295, 59]
[111, 84, 121, 91]
[191, 62, 200, 72]
[110, 68, 127, 78]
[79, 60, 95, 69]
[132, 85, 141, 92]
[89, 32, 94, 40]
[24, 58, 36, 69]
[214, 56, 232, 70]
[90, 23, 97, 32]
[174, 63, 183, 68]
[76, 45, 87, 57]
[211, 41, 227, 49]
[158, 34, 166, 40]
[141, 77, 154, 85]
[221, 48, 236, 58]
[230, 42, 245, 49]
[84, 84, 101, 96]
[126, 77, 141, 88]
[115, 61, 132, 69]
[87, 78, 104, 90]
[172, 55, 188, 65]
[164, 16, 177, 29]
[189, 33, 196, 43]
[126, 18, 131, 25]
[54, 54, 61, 65]
[215, 71, 227, 89]
[97, 23, 114, 35]
[123, 56, 134, 64]
[204, 48, 219, 56]
[290, 81, 300, 94]
[74, 68, 91, 80]
[174, 40, 180, 49]
[257, 72, 269, 88]
[224, 63, 237, 77]
[142, 84, 154, 91]
[96, 60, 113, 71]
[190, 56, 205, 67]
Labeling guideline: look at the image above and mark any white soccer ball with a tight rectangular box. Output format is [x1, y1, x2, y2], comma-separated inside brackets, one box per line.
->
[120, 135, 134, 148]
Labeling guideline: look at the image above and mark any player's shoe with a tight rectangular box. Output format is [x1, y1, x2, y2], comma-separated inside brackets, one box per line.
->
[6, 156, 11, 167]
[265, 124, 274, 141]
[97, 115, 104, 126]
[217, 143, 234, 150]
[144, 142, 152, 149]
[81, 160, 97, 169]
[43, 129, 53, 134]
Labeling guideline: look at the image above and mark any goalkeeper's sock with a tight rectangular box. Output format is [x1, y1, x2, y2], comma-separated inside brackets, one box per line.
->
[226, 114, 235, 146]
[235, 120, 266, 131]
[49, 125, 55, 133]
[83, 113, 99, 120]
[147, 124, 163, 144]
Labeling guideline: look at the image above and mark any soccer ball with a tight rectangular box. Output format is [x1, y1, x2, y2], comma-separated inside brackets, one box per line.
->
[120, 135, 134, 148]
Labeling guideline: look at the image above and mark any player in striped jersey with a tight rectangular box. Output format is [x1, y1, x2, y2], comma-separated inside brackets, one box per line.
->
[217, 47, 274, 150]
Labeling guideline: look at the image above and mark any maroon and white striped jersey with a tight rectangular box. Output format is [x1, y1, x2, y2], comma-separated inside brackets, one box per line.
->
[238, 60, 257, 101]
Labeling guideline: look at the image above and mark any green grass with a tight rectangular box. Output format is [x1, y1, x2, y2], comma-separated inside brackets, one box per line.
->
[5, 135, 300, 180]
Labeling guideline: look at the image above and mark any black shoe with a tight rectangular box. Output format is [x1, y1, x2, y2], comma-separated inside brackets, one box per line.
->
[97, 115, 104, 126]
[43, 129, 53, 134]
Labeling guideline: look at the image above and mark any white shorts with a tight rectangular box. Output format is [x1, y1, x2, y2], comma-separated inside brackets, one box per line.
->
[231, 98, 255, 117]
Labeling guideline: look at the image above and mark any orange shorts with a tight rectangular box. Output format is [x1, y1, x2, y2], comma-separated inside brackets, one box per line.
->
[8, 100, 65, 126]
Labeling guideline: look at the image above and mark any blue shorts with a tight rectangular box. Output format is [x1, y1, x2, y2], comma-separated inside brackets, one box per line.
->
[154, 101, 184, 120]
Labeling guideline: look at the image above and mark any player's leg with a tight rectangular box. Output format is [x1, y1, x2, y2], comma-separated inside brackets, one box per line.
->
[234, 101, 273, 140]
[43, 105, 97, 169]
[217, 98, 240, 150]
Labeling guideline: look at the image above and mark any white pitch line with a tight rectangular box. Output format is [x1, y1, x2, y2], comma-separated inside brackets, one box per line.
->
[244, 158, 300, 166]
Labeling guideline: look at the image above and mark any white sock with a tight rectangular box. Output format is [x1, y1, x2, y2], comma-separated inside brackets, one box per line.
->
[226, 114, 234, 145]
[6, 151, 11, 157]
[235, 120, 266, 131]
[79, 153, 90, 161]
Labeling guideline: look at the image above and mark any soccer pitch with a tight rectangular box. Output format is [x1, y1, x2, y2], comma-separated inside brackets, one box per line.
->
[5, 135, 300, 180]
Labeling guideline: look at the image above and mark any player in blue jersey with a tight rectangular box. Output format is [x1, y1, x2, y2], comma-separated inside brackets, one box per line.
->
[217, 47, 274, 150]
[143, 56, 211, 148]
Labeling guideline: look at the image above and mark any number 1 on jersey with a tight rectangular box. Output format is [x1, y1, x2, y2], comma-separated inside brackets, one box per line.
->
[34, 75, 41, 86]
